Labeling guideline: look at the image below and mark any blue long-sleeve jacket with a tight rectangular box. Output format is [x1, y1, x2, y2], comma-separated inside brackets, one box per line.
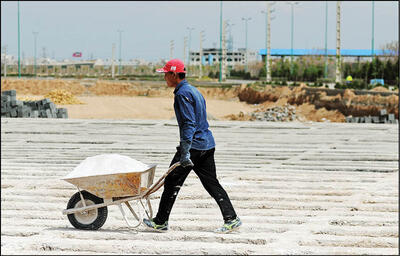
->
[173, 80, 215, 150]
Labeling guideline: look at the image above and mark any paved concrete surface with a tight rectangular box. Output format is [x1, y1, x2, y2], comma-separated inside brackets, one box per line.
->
[1, 118, 398, 254]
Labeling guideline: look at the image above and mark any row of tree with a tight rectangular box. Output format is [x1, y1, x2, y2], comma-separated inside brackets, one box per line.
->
[253, 57, 399, 85]
[230, 40, 399, 85]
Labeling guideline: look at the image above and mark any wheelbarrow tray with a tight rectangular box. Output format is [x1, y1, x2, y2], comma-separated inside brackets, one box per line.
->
[62, 164, 156, 199]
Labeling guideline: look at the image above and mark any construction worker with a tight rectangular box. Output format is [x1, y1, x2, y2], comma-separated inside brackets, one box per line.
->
[143, 59, 241, 233]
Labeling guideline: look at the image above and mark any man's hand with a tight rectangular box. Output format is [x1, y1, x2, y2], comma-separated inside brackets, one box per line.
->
[180, 158, 194, 168]
[180, 140, 194, 168]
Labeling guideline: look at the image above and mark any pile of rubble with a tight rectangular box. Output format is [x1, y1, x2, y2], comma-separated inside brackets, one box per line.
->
[44, 89, 85, 105]
[1, 90, 68, 118]
[251, 104, 297, 122]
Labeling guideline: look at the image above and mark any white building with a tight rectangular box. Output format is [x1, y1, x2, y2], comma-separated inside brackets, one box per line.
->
[189, 48, 257, 66]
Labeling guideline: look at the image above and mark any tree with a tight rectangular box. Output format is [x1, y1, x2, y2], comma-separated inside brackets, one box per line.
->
[367, 61, 374, 81]
[384, 59, 393, 80]
[343, 63, 352, 78]
[380, 40, 399, 58]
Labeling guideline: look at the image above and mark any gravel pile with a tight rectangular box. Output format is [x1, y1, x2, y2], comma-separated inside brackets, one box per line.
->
[251, 104, 297, 122]
[1, 90, 68, 118]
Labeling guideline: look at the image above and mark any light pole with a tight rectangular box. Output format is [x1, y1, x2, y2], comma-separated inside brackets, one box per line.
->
[242, 17, 251, 73]
[33, 31, 38, 77]
[18, 0, 21, 78]
[335, 1, 342, 84]
[183, 36, 188, 65]
[3, 45, 7, 78]
[187, 27, 195, 75]
[117, 29, 123, 75]
[286, 1, 299, 77]
[262, 2, 276, 82]
[371, 1, 375, 57]
[226, 22, 234, 51]
[324, 1, 328, 78]
[226, 21, 234, 78]
[199, 30, 205, 79]
[170, 40, 174, 60]
[111, 43, 116, 79]
[219, 1, 223, 82]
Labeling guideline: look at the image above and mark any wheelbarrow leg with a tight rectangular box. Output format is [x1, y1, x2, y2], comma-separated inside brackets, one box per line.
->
[77, 186, 87, 208]
[118, 202, 142, 229]
[139, 197, 153, 219]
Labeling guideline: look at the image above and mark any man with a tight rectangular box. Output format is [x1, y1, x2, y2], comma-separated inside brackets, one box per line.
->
[143, 59, 241, 233]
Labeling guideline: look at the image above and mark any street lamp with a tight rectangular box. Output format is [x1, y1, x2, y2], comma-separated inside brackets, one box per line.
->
[262, 2, 276, 82]
[219, 1, 223, 82]
[226, 21, 235, 51]
[324, 1, 328, 78]
[242, 17, 252, 73]
[2, 45, 7, 78]
[18, 0, 21, 78]
[199, 30, 205, 78]
[286, 1, 299, 77]
[117, 29, 123, 75]
[33, 31, 38, 77]
[186, 27, 195, 66]
[371, 1, 375, 57]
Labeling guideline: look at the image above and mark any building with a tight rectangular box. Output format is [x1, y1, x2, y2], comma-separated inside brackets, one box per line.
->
[189, 48, 257, 66]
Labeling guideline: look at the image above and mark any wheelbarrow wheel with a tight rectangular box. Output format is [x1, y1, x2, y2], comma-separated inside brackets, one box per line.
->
[67, 190, 108, 230]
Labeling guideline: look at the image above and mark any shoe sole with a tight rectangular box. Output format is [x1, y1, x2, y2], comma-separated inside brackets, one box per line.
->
[143, 225, 168, 233]
[214, 225, 241, 234]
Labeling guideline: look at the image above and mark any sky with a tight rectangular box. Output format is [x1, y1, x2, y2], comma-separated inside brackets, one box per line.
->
[1, 1, 398, 62]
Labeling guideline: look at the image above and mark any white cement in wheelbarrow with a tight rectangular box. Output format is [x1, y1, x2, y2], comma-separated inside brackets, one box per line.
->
[63, 154, 151, 179]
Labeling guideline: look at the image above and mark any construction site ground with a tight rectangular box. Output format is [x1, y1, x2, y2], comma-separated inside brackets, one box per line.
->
[1, 118, 398, 255]
[2, 78, 398, 122]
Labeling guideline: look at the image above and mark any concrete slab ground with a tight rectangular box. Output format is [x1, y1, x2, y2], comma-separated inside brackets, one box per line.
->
[1, 118, 398, 255]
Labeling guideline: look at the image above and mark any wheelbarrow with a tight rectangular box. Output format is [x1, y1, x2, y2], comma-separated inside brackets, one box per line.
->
[61, 154, 180, 230]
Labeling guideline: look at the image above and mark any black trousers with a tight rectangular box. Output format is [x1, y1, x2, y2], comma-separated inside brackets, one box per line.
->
[154, 147, 237, 224]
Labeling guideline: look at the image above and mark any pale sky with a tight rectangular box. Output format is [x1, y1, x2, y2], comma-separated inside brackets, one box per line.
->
[1, 1, 398, 62]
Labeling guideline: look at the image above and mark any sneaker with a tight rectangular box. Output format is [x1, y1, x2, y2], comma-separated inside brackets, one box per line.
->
[143, 218, 168, 232]
[215, 217, 242, 233]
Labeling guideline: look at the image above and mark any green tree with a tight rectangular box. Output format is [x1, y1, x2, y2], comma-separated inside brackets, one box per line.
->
[291, 62, 300, 81]
[258, 66, 266, 79]
[367, 61, 374, 81]
[353, 62, 362, 79]
[343, 63, 352, 78]
[384, 59, 394, 81]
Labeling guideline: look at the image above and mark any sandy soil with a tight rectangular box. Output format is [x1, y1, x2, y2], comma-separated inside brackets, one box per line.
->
[19, 95, 257, 120]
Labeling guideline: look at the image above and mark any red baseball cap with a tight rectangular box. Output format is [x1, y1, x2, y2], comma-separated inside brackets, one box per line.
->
[156, 59, 186, 73]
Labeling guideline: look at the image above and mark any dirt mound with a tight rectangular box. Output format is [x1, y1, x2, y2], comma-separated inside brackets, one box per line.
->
[370, 86, 389, 92]
[88, 81, 178, 97]
[1, 79, 86, 95]
[237, 85, 399, 121]
[198, 87, 239, 100]
[296, 103, 345, 122]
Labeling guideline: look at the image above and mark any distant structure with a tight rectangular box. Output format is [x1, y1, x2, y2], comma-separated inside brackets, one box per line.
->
[189, 48, 257, 66]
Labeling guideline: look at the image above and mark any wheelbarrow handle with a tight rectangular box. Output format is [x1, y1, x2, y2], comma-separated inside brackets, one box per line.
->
[143, 162, 181, 197]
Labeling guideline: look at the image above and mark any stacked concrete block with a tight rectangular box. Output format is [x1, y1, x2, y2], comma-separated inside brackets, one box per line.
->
[1, 90, 68, 119]
[346, 109, 398, 124]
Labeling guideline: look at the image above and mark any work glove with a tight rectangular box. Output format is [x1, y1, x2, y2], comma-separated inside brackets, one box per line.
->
[180, 140, 194, 168]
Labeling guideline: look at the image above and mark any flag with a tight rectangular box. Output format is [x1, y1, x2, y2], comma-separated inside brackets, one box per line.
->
[72, 52, 82, 57]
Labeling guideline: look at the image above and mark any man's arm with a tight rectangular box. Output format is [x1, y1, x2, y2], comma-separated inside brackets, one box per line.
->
[175, 94, 196, 167]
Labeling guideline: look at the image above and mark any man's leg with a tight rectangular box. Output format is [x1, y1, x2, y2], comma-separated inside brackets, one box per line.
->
[192, 148, 237, 222]
[153, 149, 193, 224]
